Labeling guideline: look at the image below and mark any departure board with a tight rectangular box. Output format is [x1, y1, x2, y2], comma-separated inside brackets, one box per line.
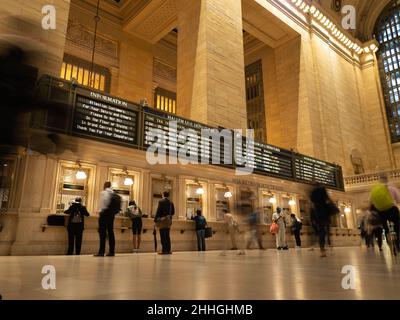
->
[295, 156, 338, 187]
[39, 75, 344, 190]
[235, 137, 293, 178]
[73, 91, 139, 146]
[143, 107, 231, 165]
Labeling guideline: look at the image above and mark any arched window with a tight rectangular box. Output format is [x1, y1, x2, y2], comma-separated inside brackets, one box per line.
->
[375, 1, 400, 142]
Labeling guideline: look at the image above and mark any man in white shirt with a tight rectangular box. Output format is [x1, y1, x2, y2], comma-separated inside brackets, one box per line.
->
[272, 207, 288, 250]
[94, 182, 116, 257]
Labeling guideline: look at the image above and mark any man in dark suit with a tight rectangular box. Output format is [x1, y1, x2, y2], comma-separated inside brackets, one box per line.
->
[154, 191, 175, 254]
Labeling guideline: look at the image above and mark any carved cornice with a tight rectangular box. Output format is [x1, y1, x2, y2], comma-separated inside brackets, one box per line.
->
[66, 19, 119, 59]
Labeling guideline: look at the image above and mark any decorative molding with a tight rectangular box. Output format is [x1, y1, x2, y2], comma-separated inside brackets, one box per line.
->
[66, 20, 119, 59]
[153, 58, 176, 83]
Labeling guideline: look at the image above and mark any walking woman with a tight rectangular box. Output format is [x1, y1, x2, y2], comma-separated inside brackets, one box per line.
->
[126, 200, 143, 253]
[64, 197, 90, 255]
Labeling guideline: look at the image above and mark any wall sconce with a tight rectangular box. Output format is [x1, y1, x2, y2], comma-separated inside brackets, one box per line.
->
[288, 198, 296, 206]
[223, 183, 232, 198]
[269, 196, 277, 204]
[75, 161, 87, 180]
[162, 174, 172, 190]
[195, 179, 204, 195]
[344, 207, 351, 214]
[123, 167, 133, 186]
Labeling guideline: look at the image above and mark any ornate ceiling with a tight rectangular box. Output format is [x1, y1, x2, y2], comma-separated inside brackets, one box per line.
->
[316, 0, 391, 41]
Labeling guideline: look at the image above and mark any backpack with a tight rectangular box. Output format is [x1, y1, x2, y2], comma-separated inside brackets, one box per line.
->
[107, 192, 122, 215]
[196, 216, 206, 229]
[370, 183, 394, 211]
[71, 207, 82, 223]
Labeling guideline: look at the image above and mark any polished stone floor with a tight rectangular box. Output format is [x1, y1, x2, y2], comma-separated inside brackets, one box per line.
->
[0, 247, 399, 300]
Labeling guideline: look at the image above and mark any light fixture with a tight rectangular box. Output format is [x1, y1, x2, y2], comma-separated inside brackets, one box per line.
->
[122, 167, 133, 186]
[124, 177, 134, 186]
[344, 207, 351, 214]
[75, 161, 87, 180]
[289, 198, 296, 206]
[76, 170, 87, 180]
[195, 179, 204, 195]
[269, 196, 277, 204]
[224, 191, 233, 198]
[223, 183, 232, 198]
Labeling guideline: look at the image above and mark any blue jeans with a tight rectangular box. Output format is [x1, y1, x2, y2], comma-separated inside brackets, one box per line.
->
[196, 229, 206, 251]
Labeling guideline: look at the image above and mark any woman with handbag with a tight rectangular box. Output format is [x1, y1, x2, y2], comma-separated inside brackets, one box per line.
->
[125, 200, 143, 253]
[154, 191, 175, 254]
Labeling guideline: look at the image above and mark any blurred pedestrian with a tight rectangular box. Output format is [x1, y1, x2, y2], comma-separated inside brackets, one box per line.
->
[272, 207, 288, 250]
[246, 210, 264, 250]
[365, 205, 383, 251]
[370, 174, 400, 250]
[310, 183, 339, 257]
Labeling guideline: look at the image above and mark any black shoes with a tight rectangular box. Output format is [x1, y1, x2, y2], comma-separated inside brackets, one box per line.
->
[93, 254, 104, 257]
[106, 253, 115, 257]
[277, 246, 289, 250]
[94, 253, 115, 257]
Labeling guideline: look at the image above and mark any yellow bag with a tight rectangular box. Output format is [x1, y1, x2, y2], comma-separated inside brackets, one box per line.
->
[370, 183, 394, 211]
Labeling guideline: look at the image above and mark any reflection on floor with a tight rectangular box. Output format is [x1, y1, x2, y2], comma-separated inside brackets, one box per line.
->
[0, 247, 399, 300]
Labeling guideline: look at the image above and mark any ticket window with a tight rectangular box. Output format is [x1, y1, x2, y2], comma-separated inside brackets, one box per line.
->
[281, 195, 293, 226]
[299, 199, 311, 226]
[151, 178, 173, 218]
[0, 159, 15, 211]
[55, 162, 92, 214]
[338, 203, 349, 229]
[261, 192, 276, 224]
[186, 182, 204, 220]
[239, 190, 256, 218]
[215, 186, 232, 221]
[109, 170, 137, 216]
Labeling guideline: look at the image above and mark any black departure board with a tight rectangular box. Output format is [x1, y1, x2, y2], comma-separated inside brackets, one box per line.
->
[73, 91, 139, 146]
[143, 107, 231, 165]
[38, 76, 344, 190]
[295, 156, 338, 187]
[235, 137, 293, 178]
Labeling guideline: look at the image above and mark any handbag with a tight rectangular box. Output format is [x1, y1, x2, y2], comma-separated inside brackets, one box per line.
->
[270, 222, 279, 235]
[205, 227, 212, 238]
[155, 201, 173, 229]
[155, 215, 172, 229]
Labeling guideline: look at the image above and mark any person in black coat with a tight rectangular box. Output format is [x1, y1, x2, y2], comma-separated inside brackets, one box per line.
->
[64, 197, 90, 255]
[154, 191, 175, 254]
[310, 183, 338, 257]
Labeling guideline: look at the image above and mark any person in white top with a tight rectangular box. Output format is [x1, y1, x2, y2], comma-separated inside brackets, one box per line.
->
[94, 182, 116, 257]
[272, 207, 288, 250]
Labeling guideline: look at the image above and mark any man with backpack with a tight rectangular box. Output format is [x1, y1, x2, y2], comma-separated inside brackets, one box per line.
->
[370, 174, 400, 250]
[191, 209, 207, 251]
[94, 181, 121, 257]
